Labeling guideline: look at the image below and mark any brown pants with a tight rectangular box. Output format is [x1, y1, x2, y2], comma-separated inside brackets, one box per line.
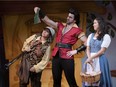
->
[19, 72, 42, 87]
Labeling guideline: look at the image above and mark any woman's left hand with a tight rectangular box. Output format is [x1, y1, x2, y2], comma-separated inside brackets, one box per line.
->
[85, 57, 93, 64]
[30, 67, 36, 72]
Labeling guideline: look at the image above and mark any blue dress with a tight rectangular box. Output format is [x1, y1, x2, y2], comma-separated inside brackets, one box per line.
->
[83, 33, 112, 87]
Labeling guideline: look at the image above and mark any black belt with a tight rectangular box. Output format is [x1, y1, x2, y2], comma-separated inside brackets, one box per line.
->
[56, 43, 72, 48]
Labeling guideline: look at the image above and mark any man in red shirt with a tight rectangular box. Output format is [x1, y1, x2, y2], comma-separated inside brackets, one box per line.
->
[34, 7, 87, 87]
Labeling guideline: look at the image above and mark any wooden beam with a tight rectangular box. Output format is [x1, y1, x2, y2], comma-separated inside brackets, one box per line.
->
[111, 70, 116, 77]
[0, 1, 106, 15]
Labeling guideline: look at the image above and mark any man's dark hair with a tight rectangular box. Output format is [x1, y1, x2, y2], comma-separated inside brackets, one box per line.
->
[69, 8, 80, 25]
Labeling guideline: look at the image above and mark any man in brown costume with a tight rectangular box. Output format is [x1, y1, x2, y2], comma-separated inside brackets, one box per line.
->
[18, 27, 55, 87]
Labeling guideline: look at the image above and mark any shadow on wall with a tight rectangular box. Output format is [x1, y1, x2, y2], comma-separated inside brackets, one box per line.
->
[0, 37, 9, 87]
[0, 16, 9, 87]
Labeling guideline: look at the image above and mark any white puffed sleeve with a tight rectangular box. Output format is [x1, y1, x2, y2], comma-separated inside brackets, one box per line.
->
[101, 34, 111, 48]
[87, 34, 92, 46]
[22, 34, 36, 51]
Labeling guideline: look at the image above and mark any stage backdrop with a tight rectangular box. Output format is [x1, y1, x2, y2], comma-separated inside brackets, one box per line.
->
[2, 13, 86, 87]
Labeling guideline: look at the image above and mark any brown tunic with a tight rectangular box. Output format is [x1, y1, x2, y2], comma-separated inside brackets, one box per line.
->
[18, 34, 50, 84]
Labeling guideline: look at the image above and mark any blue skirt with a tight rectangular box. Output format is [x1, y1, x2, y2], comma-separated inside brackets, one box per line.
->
[99, 55, 112, 87]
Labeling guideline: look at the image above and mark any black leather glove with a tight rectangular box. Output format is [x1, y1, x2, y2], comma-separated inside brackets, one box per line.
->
[76, 44, 86, 53]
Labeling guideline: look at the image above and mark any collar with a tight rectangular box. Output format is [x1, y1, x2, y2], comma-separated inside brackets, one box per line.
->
[62, 22, 78, 28]
[36, 36, 47, 44]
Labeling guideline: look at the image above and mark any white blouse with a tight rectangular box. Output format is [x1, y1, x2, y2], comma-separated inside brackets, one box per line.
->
[87, 33, 111, 48]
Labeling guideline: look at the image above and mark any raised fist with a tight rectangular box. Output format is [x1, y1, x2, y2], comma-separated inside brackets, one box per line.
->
[34, 7, 40, 13]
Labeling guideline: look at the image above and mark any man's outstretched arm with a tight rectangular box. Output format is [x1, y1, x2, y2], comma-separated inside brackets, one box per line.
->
[34, 7, 58, 29]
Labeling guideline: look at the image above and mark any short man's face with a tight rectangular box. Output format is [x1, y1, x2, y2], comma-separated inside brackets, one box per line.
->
[66, 13, 75, 25]
[42, 29, 50, 38]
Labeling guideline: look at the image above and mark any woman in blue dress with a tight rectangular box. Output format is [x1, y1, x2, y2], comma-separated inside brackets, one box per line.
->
[84, 17, 112, 87]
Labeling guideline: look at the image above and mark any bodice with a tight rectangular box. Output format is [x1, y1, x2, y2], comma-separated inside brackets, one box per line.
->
[89, 34, 102, 53]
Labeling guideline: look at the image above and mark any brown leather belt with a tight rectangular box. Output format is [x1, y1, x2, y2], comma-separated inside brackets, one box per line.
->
[56, 43, 72, 48]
